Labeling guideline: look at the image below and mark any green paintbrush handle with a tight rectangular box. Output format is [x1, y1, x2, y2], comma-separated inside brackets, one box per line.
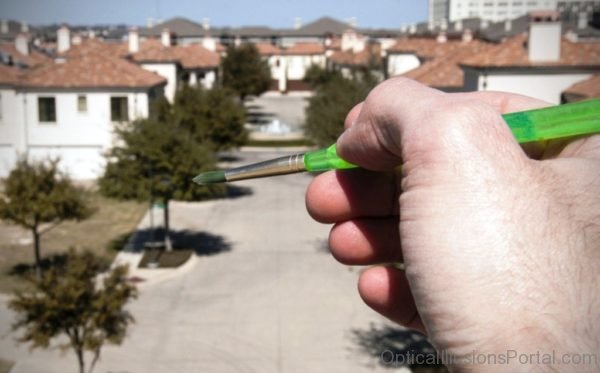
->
[303, 99, 600, 172]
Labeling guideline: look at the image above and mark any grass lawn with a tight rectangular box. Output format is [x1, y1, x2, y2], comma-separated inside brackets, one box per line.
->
[0, 192, 146, 293]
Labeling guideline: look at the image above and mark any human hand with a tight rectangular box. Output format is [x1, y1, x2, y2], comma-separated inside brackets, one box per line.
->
[306, 78, 600, 371]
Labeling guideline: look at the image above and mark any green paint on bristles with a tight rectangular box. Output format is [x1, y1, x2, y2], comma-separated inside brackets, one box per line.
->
[192, 171, 226, 185]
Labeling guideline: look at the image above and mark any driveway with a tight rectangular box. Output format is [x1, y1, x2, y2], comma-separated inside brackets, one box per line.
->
[0, 149, 423, 373]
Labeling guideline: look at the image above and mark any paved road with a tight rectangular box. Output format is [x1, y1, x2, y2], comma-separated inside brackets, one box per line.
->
[0, 149, 416, 373]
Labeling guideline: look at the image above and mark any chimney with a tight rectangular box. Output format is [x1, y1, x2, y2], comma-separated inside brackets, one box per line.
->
[72, 34, 82, 45]
[161, 28, 171, 47]
[462, 28, 473, 43]
[347, 17, 357, 28]
[454, 19, 463, 32]
[528, 11, 561, 62]
[128, 27, 139, 53]
[202, 17, 211, 30]
[1, 20, 8, 34]
[15, 33, 29, 55]
[294, 17, 302, 30]
[202, 35, 216, 52]
[481, 19, 489, 29]
[440, 19, 448, 31]
[409, 24, 417, 34]
[505, 19, 512, 32]
[436, 31, 447, 43]
[21, 21, 28, 33]
[578, 12, 588, 29]
[57, 25, 71, 53]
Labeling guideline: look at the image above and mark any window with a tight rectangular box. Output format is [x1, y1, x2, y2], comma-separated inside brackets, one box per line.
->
[38, 97, 56, 122]
[77, 95, 87, 113]
[110, 96, 128, 122]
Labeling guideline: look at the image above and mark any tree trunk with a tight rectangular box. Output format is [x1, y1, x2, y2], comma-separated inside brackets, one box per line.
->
[76, 346, 85, 373]
[164, 199, 172, 251]
[32, 226, 41, 280]
[87, 347, 100, 373]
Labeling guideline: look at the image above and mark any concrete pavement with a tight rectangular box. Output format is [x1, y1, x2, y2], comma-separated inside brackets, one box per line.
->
[0, 149, 416, 373]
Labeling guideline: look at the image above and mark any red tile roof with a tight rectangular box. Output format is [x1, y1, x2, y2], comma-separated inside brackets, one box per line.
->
[21, 53, 166, 89]
[0, 41, 50, 67]
[0, 64, 23, 85]
[402, 40, 493, 88]
[177, 44, 220, 69]
[131, 42, 220, 69]
[461, 33, 600, 68]
[563, 75, 600, 100]
[254, 42, 281, 56]
[64, 38, 129, 59]
[283, 42, 325, 55]
[387, 37, 459, 59]
[330, 44, 382, 67]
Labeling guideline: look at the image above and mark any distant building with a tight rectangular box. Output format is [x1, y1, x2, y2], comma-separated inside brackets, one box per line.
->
[461, 11, 600, 103]
[429, 0, 600, 25]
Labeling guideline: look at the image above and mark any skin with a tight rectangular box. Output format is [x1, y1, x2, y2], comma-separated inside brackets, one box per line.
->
[305, 78, 600, 372]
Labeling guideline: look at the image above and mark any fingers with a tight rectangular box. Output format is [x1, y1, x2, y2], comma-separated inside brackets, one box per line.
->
[306, 168, 398, 223]
[336, 78, 543, 172]
[455, 90, 551, 114]
[558, 134, 600, 160]
[358, 266, 425, 333]
[344, 102, 363, 130]
[336, 78, 445, 171]
[330, 218, 402, 265]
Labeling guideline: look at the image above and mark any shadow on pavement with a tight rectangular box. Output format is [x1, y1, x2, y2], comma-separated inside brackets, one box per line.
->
[113, 228, 232, 256]
[351, 323, 449, 372]
[223, 185, 253, 199]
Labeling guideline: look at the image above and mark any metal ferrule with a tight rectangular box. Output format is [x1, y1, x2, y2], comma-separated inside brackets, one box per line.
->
[224, 153, 306, 182]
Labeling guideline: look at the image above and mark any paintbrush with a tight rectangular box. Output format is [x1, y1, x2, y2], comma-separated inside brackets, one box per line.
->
[193, 99, 600, 184]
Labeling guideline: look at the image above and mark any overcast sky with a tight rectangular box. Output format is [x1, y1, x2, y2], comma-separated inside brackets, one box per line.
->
[0, 0, 427, 28]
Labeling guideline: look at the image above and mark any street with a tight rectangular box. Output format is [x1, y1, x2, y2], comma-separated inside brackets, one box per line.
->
[0, 149, 418, 373]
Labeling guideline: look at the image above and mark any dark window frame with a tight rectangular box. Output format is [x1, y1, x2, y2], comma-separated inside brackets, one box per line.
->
[110, 96, 129, 122]
[77, 95, 87, 113]
[38, 96, 57, 123]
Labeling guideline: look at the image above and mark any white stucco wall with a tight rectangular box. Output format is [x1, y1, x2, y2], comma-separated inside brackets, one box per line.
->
[285, 55, 325, 80]
[267, 56, 281, 80]
[14, 90, 150, 179]
[141, 63, 178, 102]
[0, 89, 24, 177]
[199, 70, 217, 89]
[476, 72, 594, 104]
[387, 54, 421, 77]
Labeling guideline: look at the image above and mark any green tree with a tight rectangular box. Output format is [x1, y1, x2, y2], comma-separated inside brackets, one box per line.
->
[303, 64, 343, 89]
[169, 85, 247, 151]
[0, 158, 92, 278]
[99, 118, 224, 250]
[221, 43, 271, 100]
[304, 74, 377, 146]
[9, 249, 137, 373]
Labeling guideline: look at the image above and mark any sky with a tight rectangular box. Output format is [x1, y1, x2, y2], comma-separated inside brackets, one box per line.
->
[0, 0, 428, 29]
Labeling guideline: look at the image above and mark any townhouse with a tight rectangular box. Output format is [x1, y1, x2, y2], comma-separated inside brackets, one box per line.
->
[461, 11, 600, 103]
